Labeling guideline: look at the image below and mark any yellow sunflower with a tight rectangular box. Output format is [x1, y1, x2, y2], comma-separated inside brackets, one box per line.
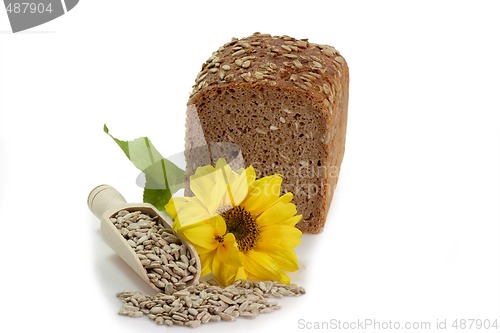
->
[165, 158, 302, 286]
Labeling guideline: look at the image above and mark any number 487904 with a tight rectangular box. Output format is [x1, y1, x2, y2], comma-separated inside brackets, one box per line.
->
[6, 2, 53, 14]
[452, 319, 499, 330]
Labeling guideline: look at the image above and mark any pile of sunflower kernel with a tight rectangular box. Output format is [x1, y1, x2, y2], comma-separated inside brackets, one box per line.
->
[117, 279, 305, 327]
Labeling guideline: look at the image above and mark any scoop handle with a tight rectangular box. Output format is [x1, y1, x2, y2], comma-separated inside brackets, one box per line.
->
[88, 184, 127, 218]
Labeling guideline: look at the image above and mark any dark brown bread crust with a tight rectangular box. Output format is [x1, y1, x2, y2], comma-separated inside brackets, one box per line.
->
[185, 33, 349, 233]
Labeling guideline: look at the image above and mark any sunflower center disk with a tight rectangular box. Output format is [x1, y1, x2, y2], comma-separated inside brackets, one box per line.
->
[221, 206, 259, 252]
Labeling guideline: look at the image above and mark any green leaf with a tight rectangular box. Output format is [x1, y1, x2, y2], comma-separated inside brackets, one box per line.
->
[104, 124, 184, 210]
[143, 189, 172, 211]
[143, 159, 185, 210]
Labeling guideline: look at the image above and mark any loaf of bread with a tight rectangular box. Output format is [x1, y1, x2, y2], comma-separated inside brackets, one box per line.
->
[184, 33, 349, 233]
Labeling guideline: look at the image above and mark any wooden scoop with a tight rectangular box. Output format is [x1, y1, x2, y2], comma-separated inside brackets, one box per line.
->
[87, 184, 201, 292]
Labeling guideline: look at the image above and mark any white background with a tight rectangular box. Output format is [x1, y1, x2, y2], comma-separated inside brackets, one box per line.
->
[1, 1, 499, 332]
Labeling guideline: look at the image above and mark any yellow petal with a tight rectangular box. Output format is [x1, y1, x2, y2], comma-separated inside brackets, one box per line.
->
[214, 158, 247, 207]
[194, 244, 218, 255]
[178, 222, 220, 251]
[254, 241, 299, 272]
[199, 250, 216, 277]
[279, 272, 290, 285]
[212, 255, 237, 286]
[167, 196, 211, 228]
[272, 191, 293, 205]
[193, 164, 215, 177]
[172, 214, 208, 233]
[259, 225, 302, 248]
[212, 233, 241, 286]
[256, 202, 298, 227]
[165, 198, 178, 220]
[226, 167, 254, 206]
[175, 214, 223, 232]
[242, 175, 283, 216]
[217, 233, 241, 265]
[213, 215, 227, 236]
[279, 214, 303, 227]
[234, 264, 248, 282]
[241, 250, 282, 282]
[190, 167, 227, 215]
[215, 158, 229, 170]
[245, 166, 257, 187]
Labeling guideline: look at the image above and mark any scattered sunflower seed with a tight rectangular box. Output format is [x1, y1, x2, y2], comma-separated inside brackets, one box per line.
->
[116, 280, 305, 327]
